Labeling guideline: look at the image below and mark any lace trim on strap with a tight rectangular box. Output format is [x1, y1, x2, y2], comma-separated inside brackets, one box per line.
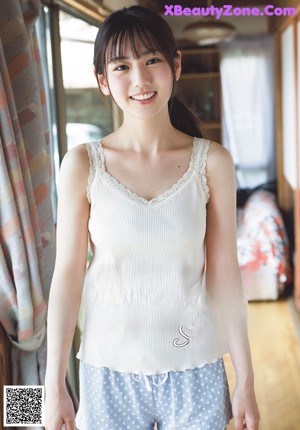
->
[86, 141, 103, 203]
[196, 138, 210, 204]
[99, 137, 199, 208]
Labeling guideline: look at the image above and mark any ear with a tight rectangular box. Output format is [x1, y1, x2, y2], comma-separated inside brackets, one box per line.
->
[94, 67, 110, 96]
[174, 50, 182, 81]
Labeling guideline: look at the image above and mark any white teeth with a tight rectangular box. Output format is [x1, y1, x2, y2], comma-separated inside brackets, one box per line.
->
[131, 92, 155, 101]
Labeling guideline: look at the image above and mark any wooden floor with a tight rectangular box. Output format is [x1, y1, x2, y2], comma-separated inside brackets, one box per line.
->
[224, 299, 300, 430]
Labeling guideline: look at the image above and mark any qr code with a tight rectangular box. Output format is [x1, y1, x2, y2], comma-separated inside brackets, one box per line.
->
[3, 385, 45, 427]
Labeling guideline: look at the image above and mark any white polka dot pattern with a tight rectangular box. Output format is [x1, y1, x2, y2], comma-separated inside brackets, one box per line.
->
[75, 359, 232, 430]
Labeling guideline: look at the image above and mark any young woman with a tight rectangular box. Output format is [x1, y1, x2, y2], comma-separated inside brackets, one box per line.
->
[45, 6, 260, 430]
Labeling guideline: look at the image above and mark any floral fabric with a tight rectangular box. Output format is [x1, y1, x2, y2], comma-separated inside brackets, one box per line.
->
[237, 190, 291, 289]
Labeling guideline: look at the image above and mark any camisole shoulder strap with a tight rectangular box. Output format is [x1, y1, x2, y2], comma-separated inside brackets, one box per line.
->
[193, 138, 210, 204]
[85, 141, 104, 204]
[85, 138, 210, 205]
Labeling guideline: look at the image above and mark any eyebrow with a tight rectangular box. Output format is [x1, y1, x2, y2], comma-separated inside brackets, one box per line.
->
[108, 49, 158, 64]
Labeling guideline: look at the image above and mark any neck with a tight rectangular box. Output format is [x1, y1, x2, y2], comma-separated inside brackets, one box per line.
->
[115, 110, 180, 155]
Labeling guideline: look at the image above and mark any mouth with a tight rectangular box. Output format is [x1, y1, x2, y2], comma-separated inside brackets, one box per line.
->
[130, 91, 156, 101]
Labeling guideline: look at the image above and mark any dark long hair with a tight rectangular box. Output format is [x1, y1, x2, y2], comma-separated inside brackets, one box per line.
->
[93, 5, 204, 138]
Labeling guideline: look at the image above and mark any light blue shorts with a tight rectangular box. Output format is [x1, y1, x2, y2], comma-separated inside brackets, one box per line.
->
[75, 358, 232, 430]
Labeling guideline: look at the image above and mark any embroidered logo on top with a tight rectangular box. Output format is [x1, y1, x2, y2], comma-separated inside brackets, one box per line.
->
[173, 324, 200, 348]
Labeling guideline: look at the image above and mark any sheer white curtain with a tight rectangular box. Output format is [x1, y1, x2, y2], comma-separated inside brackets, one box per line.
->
[220, 35, 276, 189]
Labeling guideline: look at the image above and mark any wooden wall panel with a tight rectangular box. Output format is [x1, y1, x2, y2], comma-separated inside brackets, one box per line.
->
[295, 19, 300, 308]
[270, 0, 300, 33]
[281, 24, 298, 190]
[276, 5, 300, 307]
[295, 189, 300, 308]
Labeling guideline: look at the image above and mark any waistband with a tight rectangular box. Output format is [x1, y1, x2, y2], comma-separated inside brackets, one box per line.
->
[131, 372, 169, 391]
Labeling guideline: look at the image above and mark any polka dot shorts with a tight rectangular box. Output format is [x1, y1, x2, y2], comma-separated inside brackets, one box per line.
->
[75, 358, 232, 430]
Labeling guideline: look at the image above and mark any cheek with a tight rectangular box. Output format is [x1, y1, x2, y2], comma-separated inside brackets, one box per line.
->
[159, 69, 174, 95]
[160, 66, 174, 85]
[106, 78, 129, 106]
[107, 76, 126, 96]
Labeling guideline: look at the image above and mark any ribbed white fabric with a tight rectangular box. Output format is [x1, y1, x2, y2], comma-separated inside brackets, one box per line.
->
[76, 138, 228, 375]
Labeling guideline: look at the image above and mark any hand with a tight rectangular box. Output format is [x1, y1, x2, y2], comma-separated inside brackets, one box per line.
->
[45, 386, 76, 430]
[231, 384, 260, 430]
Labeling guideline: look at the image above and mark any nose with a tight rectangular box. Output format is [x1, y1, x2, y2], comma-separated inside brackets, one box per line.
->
[132, 65, 151, 89]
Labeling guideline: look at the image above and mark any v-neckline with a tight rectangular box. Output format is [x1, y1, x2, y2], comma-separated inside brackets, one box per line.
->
[97, 137, 198, 207]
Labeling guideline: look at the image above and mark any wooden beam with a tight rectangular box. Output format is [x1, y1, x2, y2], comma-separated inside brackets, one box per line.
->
[212, 0, 277, 6]
[137, 0, 275, 14]
[276, 32, 284, 208]
[295, 189, 300, 309]
[43, 0, 109, 24]
[295, 15, 300, 308]
[275, 3, 300, 306]
[48, 5, 68, 163]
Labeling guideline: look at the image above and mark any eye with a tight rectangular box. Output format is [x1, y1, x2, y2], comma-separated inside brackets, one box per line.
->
[113, 64, 129, 71]
[146, 57, 161, 65]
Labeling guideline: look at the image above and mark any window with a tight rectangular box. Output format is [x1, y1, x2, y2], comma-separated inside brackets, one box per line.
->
[59, 10, 112, 150]
[36, 6, 113, 219]
[220, 36, 276, 189]
[36, 5, 114, 396]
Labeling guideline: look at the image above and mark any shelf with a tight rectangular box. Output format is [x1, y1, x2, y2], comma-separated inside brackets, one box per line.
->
[181, 48, 220, 56]
[179, 47, 222, 144]
[180, 48, 220, 74]
[176, 78, 221, 123]
[180, 72, 220, 80]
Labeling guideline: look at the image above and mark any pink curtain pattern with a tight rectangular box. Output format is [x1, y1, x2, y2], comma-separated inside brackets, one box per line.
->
[0, 0, 55, 388]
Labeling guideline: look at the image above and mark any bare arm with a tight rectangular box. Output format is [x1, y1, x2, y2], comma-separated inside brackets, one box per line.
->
[45, 144, 90, 430]
[205, 142, 260, 430]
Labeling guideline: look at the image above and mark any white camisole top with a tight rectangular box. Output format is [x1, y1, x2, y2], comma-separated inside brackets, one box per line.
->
[76, 137, 228, 375]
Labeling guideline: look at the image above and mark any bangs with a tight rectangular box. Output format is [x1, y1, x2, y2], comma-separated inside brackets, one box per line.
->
[107, 26, 163, 64]
[94, 6, 178, 77]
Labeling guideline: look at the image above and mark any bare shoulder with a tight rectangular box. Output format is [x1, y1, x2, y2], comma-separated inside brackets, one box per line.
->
[60, 143, 89, 174]
[58, 144, 90, 198]
[206, 141, 233, 168]
[206, 141, 235, 193]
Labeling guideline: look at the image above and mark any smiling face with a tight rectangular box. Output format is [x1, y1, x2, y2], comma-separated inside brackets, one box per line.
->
[97, 37, 181, 122]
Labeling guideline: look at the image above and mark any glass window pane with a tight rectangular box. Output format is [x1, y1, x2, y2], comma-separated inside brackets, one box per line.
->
[59, 11, 113, 150]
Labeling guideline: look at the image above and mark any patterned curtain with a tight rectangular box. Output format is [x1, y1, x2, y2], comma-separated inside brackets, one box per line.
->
[0, 0, 55, 391]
